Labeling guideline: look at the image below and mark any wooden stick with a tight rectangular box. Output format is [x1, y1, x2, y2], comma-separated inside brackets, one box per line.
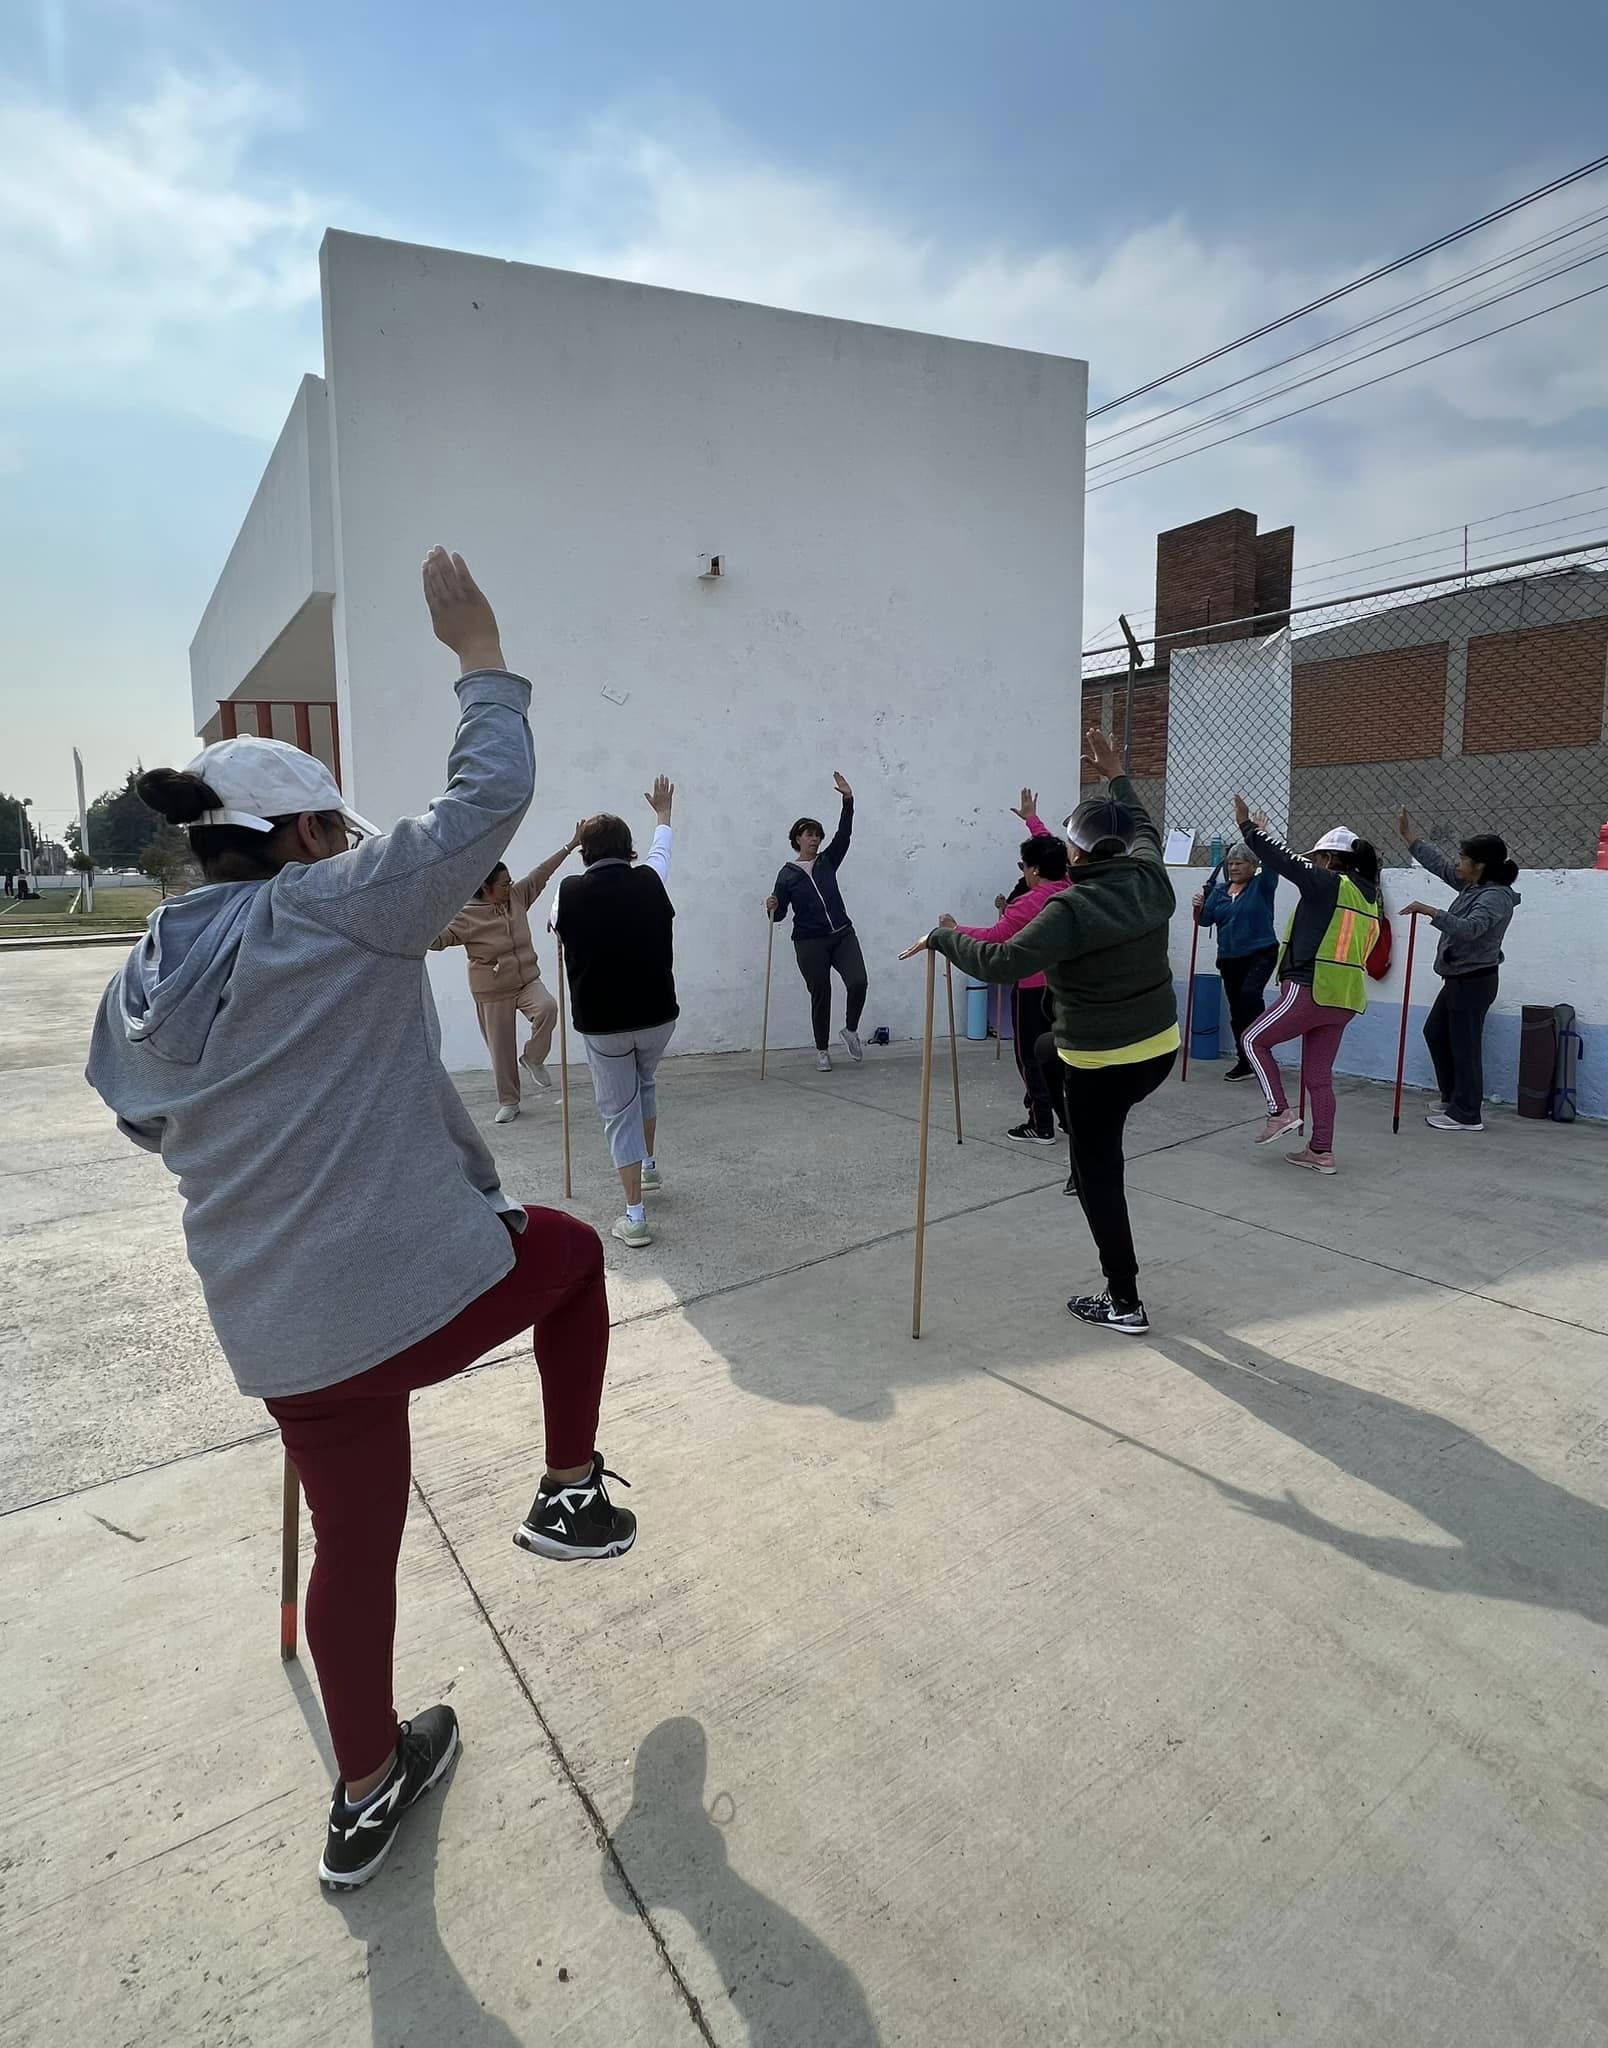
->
[912, 948, 937, 1338]
[1181, 911, 1202, 1081]
[759, 912, 776, 1080]
[556, 941, 573, 1199]
[1392, 911, 1420, 1135]
[945, 958, 964, 1144]
[280, 1453, 300, 1661]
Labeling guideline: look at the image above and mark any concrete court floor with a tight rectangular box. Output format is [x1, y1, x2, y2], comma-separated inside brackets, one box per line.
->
[3, 948, 1606, 2048]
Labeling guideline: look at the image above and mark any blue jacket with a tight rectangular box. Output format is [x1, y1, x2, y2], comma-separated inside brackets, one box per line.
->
[772, 799, 854, 942]
[1198, 865, 1278, 960]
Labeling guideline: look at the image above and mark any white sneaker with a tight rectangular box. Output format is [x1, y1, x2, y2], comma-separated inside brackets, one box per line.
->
[1425, 1111, 1483, 1132]
[522, 1060, 552, 1091]
[840, 1028, 864, 1063]
[816, 1051, 833, 1073]
[494, 1104, 520, 1125]
[640, 1163, 662, 1193]
[612, 1214, 652, 1249]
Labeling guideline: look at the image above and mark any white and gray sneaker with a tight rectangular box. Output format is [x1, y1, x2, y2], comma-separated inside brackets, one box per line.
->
[612, 1214, 652, 1249]
[515, 1454, 636, 1561]
[640, 1162, 663, 1193]
[840, 1028, 864, 1064]
[816, 1050, 833, 1073]
[1425, 1111, 1484, 1132]
[521, 1057, 553, 1091]
[494, 1104, 520, 1125]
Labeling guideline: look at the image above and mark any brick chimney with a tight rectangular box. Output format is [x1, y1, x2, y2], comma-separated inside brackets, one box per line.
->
[1152, 509, 1294, 666]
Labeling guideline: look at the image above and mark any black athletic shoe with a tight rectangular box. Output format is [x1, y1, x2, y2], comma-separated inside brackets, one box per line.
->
[319, 1706, 459, 1891]
[1224, 1060, 1254, 1081]
[1063, 1170, 1080, 1198]
[1005, 1122, 1057, 1145]
[1067, 1291, 1149, 1336]
[515, 1453, 637, 1561]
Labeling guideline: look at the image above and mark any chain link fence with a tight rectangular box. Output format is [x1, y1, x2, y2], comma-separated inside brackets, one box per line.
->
[1081, 540, 1608, 869]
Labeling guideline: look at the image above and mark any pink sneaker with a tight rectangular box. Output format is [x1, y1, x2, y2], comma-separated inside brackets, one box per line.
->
[1285, 1146, 1336, 1174]
[1255, 1112, 1303, 1146]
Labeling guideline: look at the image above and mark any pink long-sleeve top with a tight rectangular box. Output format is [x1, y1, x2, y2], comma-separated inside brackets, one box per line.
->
[956, 814, 1070, 991]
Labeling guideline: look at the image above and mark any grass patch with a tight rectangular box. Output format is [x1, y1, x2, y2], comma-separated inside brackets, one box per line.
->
[1, 887, 162, 936]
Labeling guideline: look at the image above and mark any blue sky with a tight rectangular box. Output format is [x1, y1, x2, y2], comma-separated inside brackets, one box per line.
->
[5, 0, 1607, 843]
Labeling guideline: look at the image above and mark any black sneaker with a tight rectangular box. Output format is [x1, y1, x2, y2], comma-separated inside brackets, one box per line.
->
[1224, 1060, 1253, 1081]
[1006, 1122, 1057, 1145]
[1067, 1291, 1149, 1336]
[515, 1453, 637, 1561]
[1063, 1170, 1080, 1198]
[318, 1705, 459, 1891]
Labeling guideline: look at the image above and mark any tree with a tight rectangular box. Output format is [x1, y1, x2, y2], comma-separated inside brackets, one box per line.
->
[138, 824, 196, 898]
[1, 790, 34, 876]
[66, 770, 162, 869]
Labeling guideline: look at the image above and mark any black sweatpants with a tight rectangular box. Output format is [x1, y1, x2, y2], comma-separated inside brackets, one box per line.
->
[1012, 985, 1057, 1133]
[1217, 945, 1279, 1065]
[1037, 1040, 1176, 1304]
[794, 929, 868, 1050]
[1423, 969, 1499, 1125]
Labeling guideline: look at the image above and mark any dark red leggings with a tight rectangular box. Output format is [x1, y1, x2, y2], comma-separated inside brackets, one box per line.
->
[267, 1206, 608, 1782]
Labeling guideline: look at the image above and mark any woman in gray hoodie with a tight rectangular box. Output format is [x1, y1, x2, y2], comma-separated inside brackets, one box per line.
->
[1398, 809, 1522, 1133]
[87, 550, 637, 1893]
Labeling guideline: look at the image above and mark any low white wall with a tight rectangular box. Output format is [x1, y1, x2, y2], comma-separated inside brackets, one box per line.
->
[1168, 867, 1605, 1120]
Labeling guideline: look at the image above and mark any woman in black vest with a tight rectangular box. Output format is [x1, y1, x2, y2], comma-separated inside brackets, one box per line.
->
[554, 778, 678, 1250]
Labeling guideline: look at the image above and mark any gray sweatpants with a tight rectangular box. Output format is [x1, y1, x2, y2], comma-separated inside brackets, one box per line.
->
[582, 1021, 677, 1167]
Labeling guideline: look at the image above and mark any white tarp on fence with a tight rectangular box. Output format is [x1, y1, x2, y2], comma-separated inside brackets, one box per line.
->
[1164, 626, 1291, 851]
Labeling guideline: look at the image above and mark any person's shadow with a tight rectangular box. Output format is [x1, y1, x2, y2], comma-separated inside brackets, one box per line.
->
[1150, 1327, 1608, 1631]
[605, 1716, 882, 2047]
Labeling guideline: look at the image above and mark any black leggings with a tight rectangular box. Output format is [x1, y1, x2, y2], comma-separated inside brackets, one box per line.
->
[1217, 946, 1279, 1063]
[1424, 970, 1499, 1125]
[1012, 986, 1057, 1132]
[793, 930, 868, 1050]
[1037, 1035, 1175, 1304]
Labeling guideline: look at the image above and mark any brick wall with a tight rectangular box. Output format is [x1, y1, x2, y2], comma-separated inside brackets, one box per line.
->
[1462, 616, 1608, 753]
[1154, 510, 1259, 657]
[1291, 644, 1448, 767]
[1253, 526, 1295, 631]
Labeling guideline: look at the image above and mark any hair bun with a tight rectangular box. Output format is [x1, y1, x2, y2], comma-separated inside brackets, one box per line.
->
[135, 767, 219, 826]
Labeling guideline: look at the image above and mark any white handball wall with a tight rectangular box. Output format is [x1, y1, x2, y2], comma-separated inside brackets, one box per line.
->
[319, 232, 1087, 1068]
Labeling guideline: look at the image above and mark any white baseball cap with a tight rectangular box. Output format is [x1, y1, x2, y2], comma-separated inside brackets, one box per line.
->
[1308, 826, 1358, 855]
[185, 737, 380, 839]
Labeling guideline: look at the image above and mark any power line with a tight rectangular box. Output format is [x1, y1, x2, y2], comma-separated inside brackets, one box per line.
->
[1086, 150, 1608, 421]
[1290, 505, 1608, 597]
[1086, 276, 1608, 493]
[1086, 237, 1608, 477]
[1090, 482, 1608, 636]
[1086, 202, 1608, 456]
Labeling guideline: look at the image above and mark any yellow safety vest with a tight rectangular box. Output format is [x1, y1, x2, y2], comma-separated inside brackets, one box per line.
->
[1283, 875, 1379, 1014]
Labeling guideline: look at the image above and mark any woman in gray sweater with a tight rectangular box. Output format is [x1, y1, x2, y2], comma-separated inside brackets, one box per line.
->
[1397, 808, 1521, 1132]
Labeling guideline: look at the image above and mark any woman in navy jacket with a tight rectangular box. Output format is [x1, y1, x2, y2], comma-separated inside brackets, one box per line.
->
[1193, 844, 1279, 1079]
[767, 772, 867, 1072]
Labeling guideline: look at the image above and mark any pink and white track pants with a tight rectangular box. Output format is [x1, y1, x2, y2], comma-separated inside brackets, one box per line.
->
[1241, 980, 1356, 1154]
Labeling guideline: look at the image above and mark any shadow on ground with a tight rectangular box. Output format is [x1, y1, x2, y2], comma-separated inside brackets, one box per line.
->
[1148, 1326, 1608, 1632]
[605, 1717, 881, 2047]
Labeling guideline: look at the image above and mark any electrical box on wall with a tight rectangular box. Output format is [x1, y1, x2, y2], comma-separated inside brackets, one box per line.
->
[699, 554, 724, 580]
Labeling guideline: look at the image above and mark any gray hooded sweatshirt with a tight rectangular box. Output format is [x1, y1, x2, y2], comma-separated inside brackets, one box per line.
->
[1408, 839, 1521, 978]
[85, 670, 535, 1402]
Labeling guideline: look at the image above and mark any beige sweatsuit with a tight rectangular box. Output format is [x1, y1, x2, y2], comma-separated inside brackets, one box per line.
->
[432, 846, 573, 1103]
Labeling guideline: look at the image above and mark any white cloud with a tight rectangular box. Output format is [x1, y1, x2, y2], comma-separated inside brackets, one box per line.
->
[0, 64, 332, 436]
[516, 111, 1608, 643]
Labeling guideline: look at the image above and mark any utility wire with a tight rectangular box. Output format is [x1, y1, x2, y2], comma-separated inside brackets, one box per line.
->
[1087, 277, 1608, 493]
[1087, 150, 1608, 420]
[1086, 202, 1608, 455]
[1086, 238, 1608, 476]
